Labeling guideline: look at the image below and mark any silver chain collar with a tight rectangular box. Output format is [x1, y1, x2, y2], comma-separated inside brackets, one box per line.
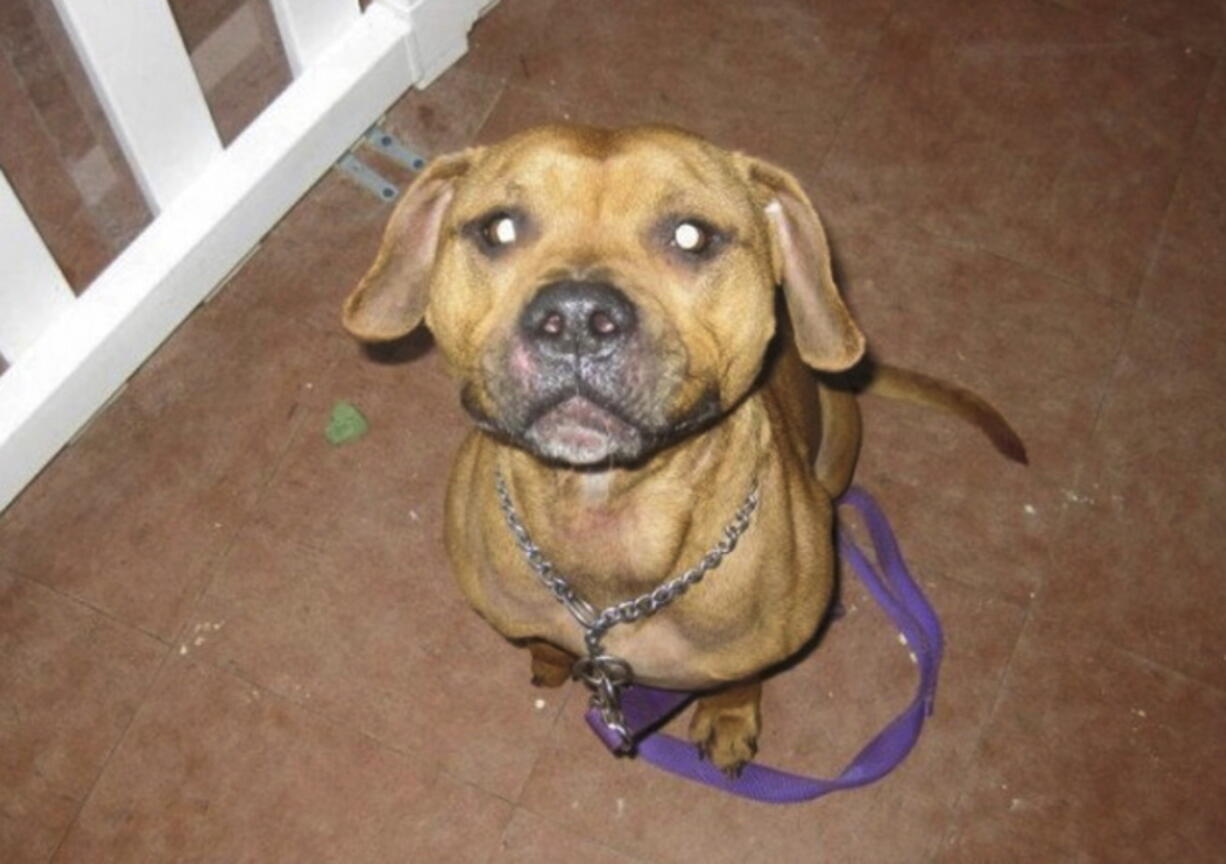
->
[494, 469, 760, 749]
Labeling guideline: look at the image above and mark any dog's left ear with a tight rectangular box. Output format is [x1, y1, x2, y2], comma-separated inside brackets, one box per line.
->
[342, 149, 480, 342]
[741, 157, 866, 372]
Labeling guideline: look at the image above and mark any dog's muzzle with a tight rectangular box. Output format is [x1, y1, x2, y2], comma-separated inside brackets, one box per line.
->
[513, 280, 644, 465]
[469, 279, 720, 467]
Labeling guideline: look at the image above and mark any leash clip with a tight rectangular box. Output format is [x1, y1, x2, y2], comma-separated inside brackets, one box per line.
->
[573, 654, 635, 752]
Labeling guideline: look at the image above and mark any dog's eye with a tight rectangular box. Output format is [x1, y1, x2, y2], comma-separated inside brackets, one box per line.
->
[672, 220, 709, 253]
[481, 213, 518, 247]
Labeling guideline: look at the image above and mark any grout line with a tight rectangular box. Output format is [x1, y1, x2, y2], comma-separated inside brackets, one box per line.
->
[1124, 51, 1224, 331]
[812, 0, 905, 175]
[468, 72, 513, 143]
[1032, 0, 1223, 58]
[466, 0, 565, 103]
[46, 630, 177, 861]
[926, 57, 1224, 849]
[0, 564, 172, 648]
[1076, 54, 1220, 452]
[928, 597, 1037, 863]
[508, 800, 658, 864]
[1006, 50, 1218, 600]
[1113, 643, 1226, 698]
[172, 349, 332, 631]
[191, 656, 448, 768]
[500, 679, 579, 806]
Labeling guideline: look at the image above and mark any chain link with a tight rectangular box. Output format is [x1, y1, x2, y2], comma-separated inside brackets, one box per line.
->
[495, 469, 760, 749]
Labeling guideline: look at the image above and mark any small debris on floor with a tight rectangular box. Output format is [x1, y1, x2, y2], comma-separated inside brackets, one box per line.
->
[1062, 489, 1094, 505]
[325, 400, 369, 445]
[533, 698, 547, 711]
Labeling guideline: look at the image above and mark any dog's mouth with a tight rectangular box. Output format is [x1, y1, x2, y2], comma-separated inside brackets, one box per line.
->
[462, 376, 723, 468]
[462, 315, 725, 467]
[524, 394, 642, 465]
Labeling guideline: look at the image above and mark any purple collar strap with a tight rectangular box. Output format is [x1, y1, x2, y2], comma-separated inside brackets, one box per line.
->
[584, 486, 944, 804]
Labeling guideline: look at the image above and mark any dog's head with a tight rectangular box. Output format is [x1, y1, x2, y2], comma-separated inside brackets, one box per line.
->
[342, 125, 864, 467]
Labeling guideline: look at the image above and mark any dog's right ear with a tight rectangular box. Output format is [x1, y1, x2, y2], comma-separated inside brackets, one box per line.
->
[341, 149, 480, 342]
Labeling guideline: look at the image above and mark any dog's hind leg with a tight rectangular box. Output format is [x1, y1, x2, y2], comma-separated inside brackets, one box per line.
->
[814, 384, 861, 499]
[520, 639, 576, 688]
[688, 679, 762, 776]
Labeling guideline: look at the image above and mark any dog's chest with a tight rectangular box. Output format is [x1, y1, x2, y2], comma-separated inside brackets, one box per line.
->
[473, 502, 782, 689]
[476, 558, 749, 688]
[529, 498, 687, 604]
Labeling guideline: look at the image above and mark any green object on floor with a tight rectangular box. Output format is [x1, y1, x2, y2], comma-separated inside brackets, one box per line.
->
[325, 400, 369, 445]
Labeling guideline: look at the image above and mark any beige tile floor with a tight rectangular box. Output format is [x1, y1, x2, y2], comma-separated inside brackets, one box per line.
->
[2, 0, 1225, 860]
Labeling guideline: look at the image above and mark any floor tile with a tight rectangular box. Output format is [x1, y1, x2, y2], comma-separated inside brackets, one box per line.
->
[1138, 64, 1226, 333]
[0, 0, 94, 163]
[1050, 0, 1226, 53]
[0, 571, 165, 864]
[24, 0, 151, 258]
[0, 0, 151, 290]
[189, 0, 291, 146]
[940, 615, 1226, 862]
[168, 0, 248, 52]
[0, 291, 345, 639]
[820, 0, 1214, 301]
[518, 571, 1026, 863]
[460, 0, 562, 84]
[0, 47, 104, 291]
[479, 0, 894, 170]
[831, 193, 1133, 489]
[807, 198, 1132, 603]
[493, 808, 644, 864]
[51, 657, 513, 863]
[177, 345, 573, 801]
[1039, 312, 1226, 690]
[381, 63, 508, 159]
[211, 169, 395, 334]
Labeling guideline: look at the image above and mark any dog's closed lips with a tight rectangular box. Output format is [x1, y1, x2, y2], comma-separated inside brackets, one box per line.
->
[527, 395, 640, 465]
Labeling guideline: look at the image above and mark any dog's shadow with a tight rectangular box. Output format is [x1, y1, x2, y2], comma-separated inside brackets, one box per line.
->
[358, 328, 435, 366]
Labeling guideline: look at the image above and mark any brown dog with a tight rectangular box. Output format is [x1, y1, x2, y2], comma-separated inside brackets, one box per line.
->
[341, 125, 1024, 774]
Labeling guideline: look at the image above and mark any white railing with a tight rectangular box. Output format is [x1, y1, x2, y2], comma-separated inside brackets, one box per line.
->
[0, 0, 489, 512]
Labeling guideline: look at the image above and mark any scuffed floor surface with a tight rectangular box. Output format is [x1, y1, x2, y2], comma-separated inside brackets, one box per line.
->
[3, 0, 1226, 861]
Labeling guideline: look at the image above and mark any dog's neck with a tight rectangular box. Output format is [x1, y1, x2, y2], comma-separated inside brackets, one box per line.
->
[578, 470, 615, 506]
[491, 398, 770, 607]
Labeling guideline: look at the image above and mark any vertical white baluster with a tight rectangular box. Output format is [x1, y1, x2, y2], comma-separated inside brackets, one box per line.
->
[0, 173, 75, 362]
[269, 0, 362, 76]
[49, 0, 223, 213]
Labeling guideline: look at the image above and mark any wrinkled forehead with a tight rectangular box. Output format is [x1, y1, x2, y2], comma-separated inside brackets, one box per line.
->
[453, 127, 755, 220]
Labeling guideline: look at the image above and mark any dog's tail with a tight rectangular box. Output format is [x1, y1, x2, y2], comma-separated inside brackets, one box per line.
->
[864, 364, 1028, 465]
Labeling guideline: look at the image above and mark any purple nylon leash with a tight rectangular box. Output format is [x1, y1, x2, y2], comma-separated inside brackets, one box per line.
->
[584, 486, 944, 803]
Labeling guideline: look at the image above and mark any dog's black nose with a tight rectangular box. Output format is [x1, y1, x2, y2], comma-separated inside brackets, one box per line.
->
[520, 280, 637, 359]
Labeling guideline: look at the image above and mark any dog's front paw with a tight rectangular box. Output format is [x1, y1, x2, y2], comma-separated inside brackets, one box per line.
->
[688, 687, 761, 778]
